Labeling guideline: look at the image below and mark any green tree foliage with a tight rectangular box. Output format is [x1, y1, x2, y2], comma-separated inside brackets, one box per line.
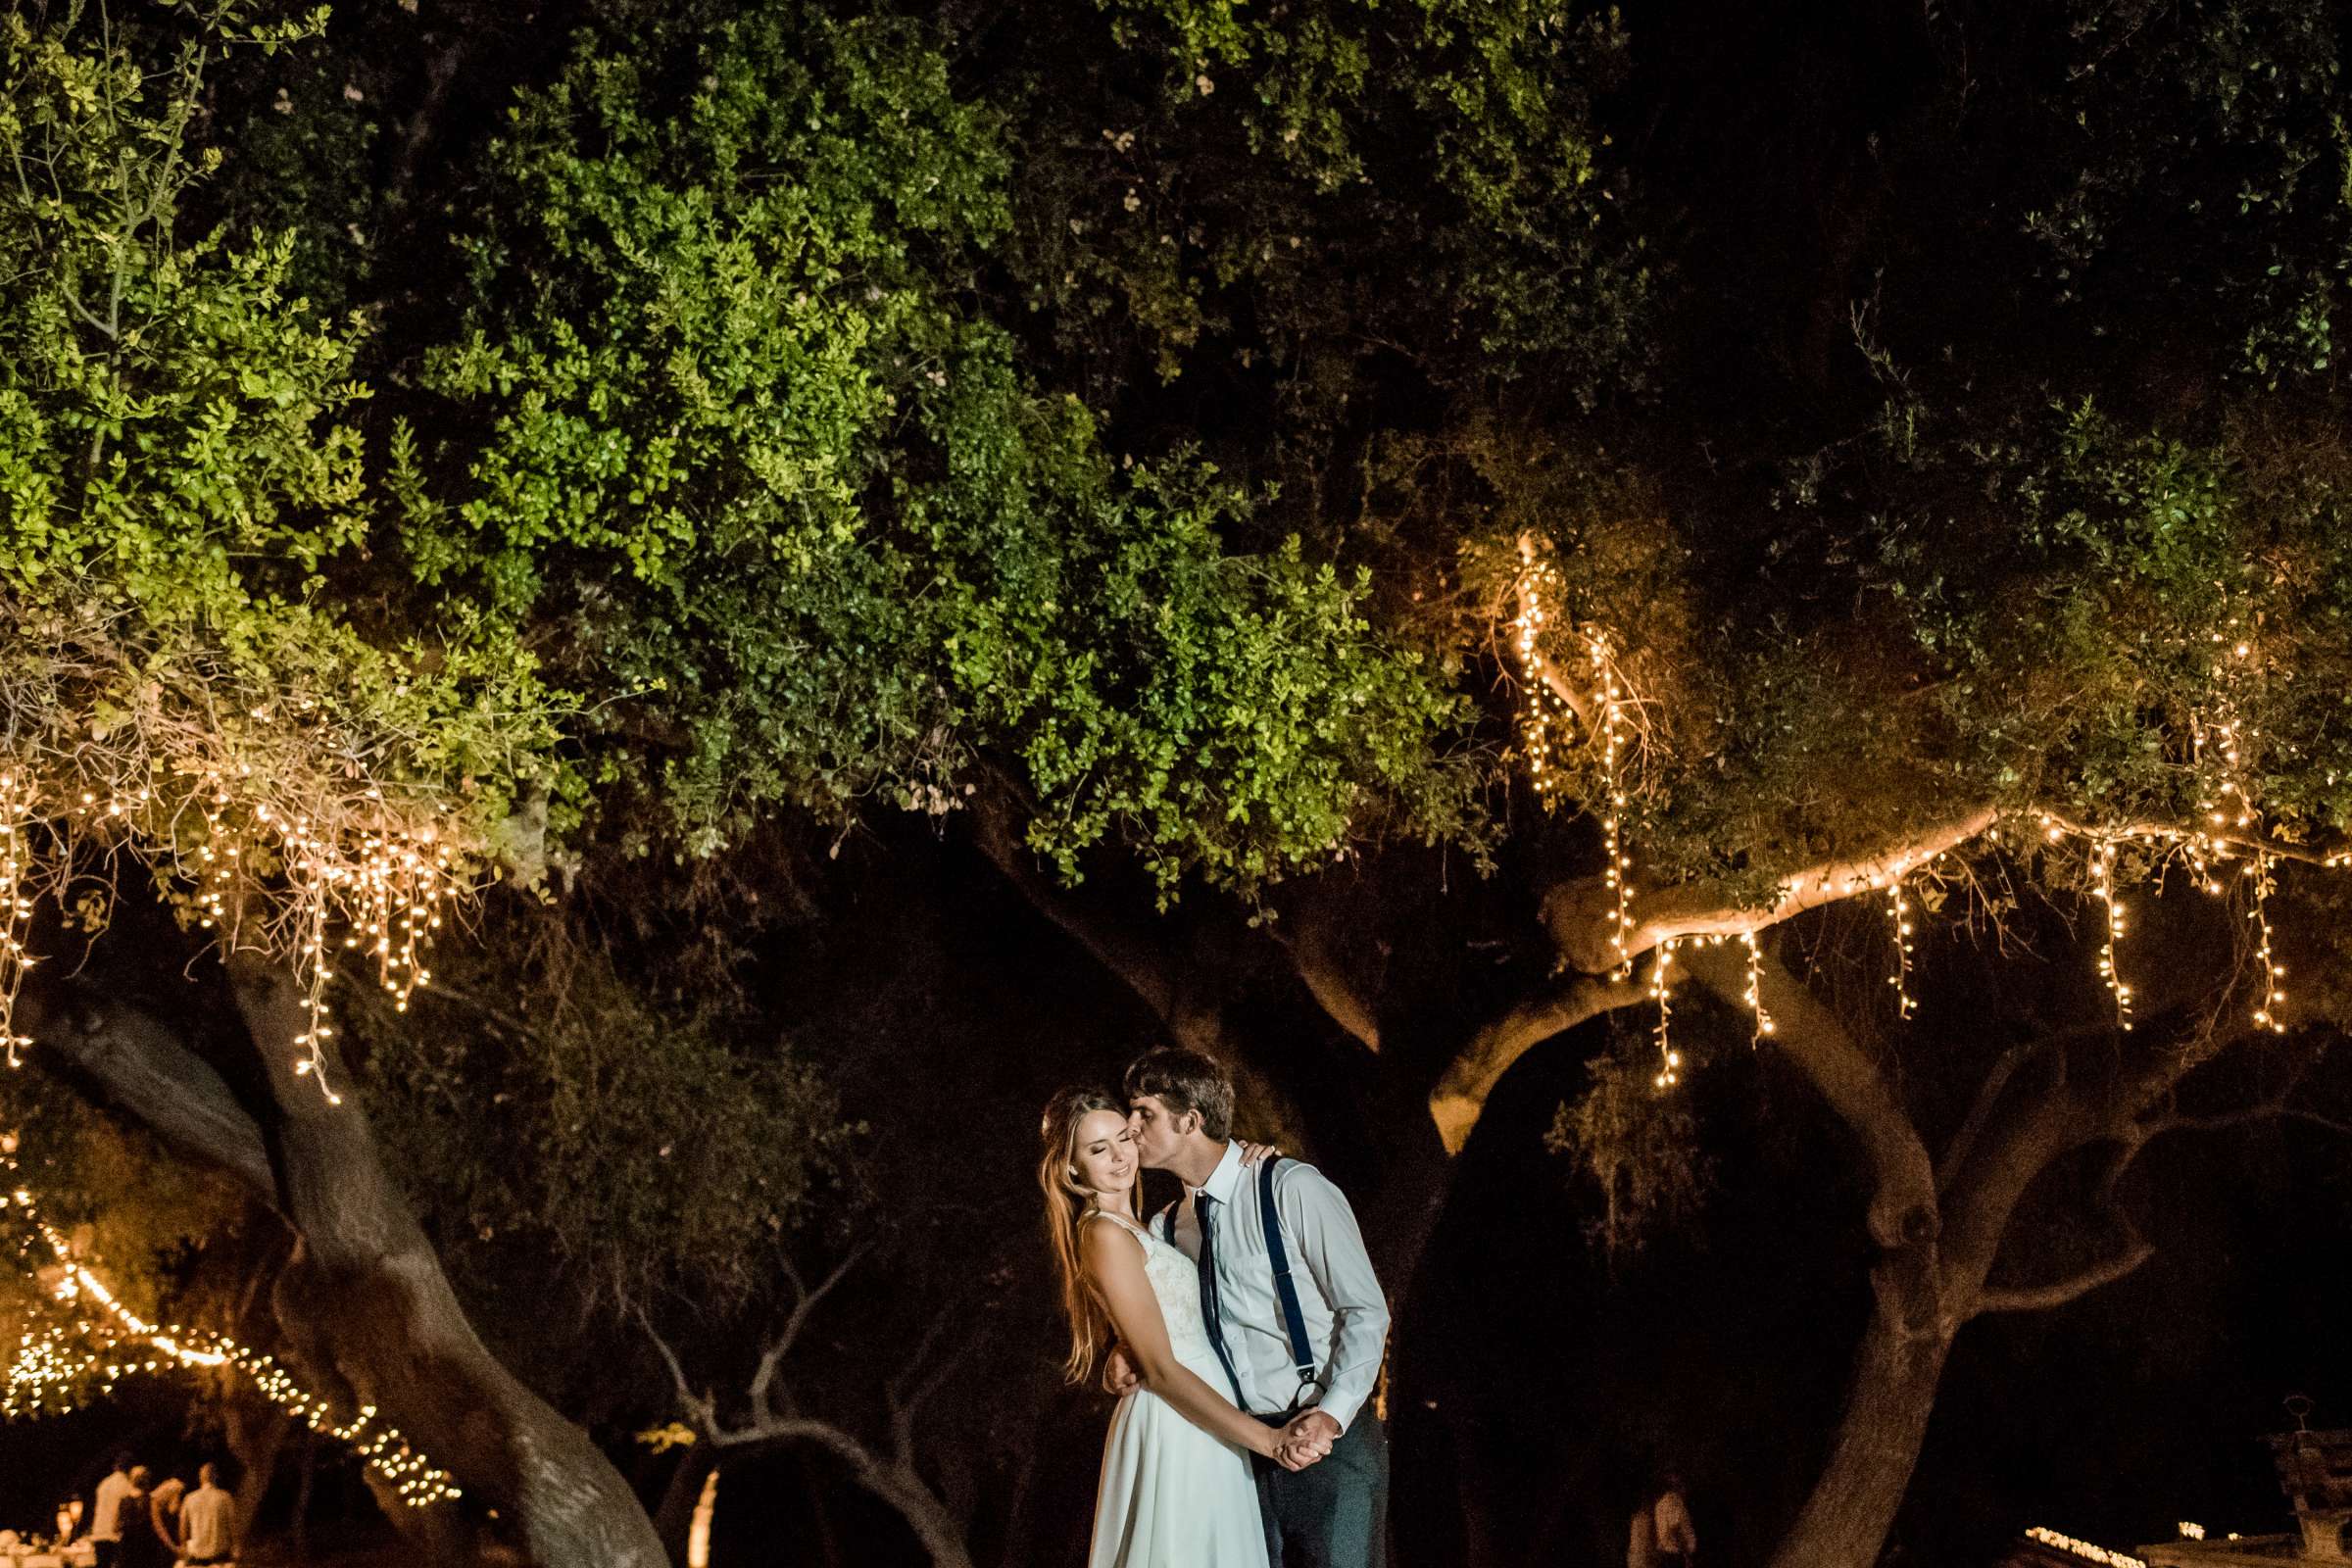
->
[406, 2, 1481, 887]
[0, 0, 554, 877]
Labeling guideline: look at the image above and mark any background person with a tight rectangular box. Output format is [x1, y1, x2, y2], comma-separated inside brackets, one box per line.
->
[89, 1455, 135, 1568]
[179, 1463, 237, 1566]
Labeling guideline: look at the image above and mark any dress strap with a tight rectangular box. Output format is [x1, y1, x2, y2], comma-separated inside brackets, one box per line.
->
[1081, 1208, 1152, 1247]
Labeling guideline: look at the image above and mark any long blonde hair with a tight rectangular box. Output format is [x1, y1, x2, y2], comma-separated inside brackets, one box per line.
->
[1039, 1086, 1139, 1384]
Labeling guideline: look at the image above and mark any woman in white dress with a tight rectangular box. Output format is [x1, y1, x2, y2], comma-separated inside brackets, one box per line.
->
[1040, 1087, 1276, 1568]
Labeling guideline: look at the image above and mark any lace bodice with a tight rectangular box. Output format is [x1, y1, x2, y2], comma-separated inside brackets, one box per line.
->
[1086, 1210, 1216, 1361]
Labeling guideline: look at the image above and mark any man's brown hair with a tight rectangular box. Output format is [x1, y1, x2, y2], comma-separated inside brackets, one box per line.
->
[1124, 1047, 1235, 1142]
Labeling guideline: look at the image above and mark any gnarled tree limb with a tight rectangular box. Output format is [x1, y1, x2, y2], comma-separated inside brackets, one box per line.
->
[1972, 1231, 2155, 1316]
[1427, 972, 1644, 1152]
[1680, 942, 1939, 1250]
[17, 979, 277, 1199]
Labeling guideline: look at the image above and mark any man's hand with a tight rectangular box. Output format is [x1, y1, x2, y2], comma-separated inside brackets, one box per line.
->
[1102, 1343, 1141, 1397]
[1273, 1409, 1341, 1471]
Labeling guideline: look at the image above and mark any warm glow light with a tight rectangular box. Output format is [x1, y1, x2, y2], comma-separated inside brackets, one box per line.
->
[1740, 930, 1774, 1045]
[1886, 873, 1917, 1022]
[1649, 941, 1679, 1090]
[2090, 838, 2132, 1031]
[0, 755, 463, 1102]
[2, 1143, 460, 1505]
[687, 1465, 719, 1568]
[2023, 1527, 2146, 1568]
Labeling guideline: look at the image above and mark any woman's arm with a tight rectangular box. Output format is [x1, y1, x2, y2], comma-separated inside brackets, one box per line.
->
[1079, 1223, 1278, 1459]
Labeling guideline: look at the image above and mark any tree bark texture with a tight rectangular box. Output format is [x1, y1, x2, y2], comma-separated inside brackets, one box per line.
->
[1766, 1281, 1957, 1568]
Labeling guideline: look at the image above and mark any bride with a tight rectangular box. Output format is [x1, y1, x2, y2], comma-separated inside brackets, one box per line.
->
[1039, 1087, 1278, 1568]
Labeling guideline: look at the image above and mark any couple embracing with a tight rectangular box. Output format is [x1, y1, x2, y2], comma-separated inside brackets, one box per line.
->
[1039, 1048, 1390, 1568]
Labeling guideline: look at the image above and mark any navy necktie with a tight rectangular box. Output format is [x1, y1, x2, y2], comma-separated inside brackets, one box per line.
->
[1196, 1193, 1249, 1406]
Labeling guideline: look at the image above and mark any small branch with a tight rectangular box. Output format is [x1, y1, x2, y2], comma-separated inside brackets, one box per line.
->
[1972, 1232, 2155, 1316]
[1427, 971, 1645, 1153]
[1279, 888, 1382, 1054]
[633, 1303, 716, 1438]
[1937, 1039, 2046, 1194]
[753, 1245, 869, 1421]
[885, 1304, 963, 1471]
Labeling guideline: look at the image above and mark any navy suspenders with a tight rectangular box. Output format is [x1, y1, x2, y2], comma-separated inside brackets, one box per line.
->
[1256, 1156, 1323, 1410]
[1164, 1158, 1323, 1412]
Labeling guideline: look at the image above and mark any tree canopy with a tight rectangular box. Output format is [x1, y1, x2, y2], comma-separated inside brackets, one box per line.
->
[16, 1, 2352, 1565]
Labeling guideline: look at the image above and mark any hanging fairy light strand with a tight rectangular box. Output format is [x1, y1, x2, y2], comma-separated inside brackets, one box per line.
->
[2090, 838, 2132, 1030]
[1886, 876, 1917, 1021]
[2248, 853, 2287, 1034]
[1648, 941, 1681, 1089]
[1740, 930, 1774, 1046]
[0, 755, 465, 1103]
[1588, 632, 1641, 982]
[0, 773, 36, 1069]
[0, 1141, 461, 1506]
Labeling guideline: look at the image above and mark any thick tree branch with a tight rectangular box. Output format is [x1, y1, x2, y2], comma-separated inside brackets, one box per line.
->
[1682, 942, 1940, 1250]
[1936, 1038, 2047, 1195]
[17, 980, 277, 1200]
[2034, 808, 2351, 870]
[1544, 808, 2000, 975]
[1427, 972, 1644, 1153]
[968, 775, 1189, 1033]
[1279, 889, 1383, 1054]
[1971, 1231, 2155, 1316]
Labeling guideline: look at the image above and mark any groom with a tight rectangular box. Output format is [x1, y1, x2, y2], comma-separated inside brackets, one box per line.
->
[1107, 1047, 1392, 1568]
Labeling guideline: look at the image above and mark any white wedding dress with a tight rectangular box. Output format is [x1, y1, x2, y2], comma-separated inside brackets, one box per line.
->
[1084, 1210, 1272, 1568]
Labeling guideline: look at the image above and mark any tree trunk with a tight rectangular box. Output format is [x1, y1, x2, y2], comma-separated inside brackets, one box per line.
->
[223, 1395, 291, 1540]
[223, 955, 667, 1568]
[1767, 1278, 1956, 1568]
[651, 1446, 715, 1565]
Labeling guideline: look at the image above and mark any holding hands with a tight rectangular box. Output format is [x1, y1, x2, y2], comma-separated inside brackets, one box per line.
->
[1272, 1409, 1341, 1472]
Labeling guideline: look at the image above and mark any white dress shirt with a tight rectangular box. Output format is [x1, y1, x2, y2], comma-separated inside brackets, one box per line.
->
[91, 1471, 133, 1542]
[1163, 1141, 1389, 1434]
[180, 1483, 235, 1558]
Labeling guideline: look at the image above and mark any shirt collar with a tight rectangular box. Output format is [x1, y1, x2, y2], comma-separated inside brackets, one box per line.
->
[1194, 1140, 1246, 1204]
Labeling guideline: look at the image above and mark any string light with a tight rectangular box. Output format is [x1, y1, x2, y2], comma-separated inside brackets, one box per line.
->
[0, 772, 36, 1067]
[1509, 552, 1574, 805]
[2090, 838, 2132, 1030]
[2249, 853, 2286, 1033]
[1886, 875, 1917, 1021]
[1, 1141, 461, 1505]
[1592, 633, 1638, 981]
[1503, 558, 1642, 983]
[1648, 941, 1680, 1090]
[0, 758, 462, 1102]
[2022, 1527, 2145, 1568]
[1740, 930, 1774, 1046]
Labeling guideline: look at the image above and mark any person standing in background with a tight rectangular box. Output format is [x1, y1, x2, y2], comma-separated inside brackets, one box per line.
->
[147, 1472, 187, 1562]
[1651, 1470, 1697, 1568]
[89, 1455, 135, 1568]
[179, 1463, 238, 1566]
